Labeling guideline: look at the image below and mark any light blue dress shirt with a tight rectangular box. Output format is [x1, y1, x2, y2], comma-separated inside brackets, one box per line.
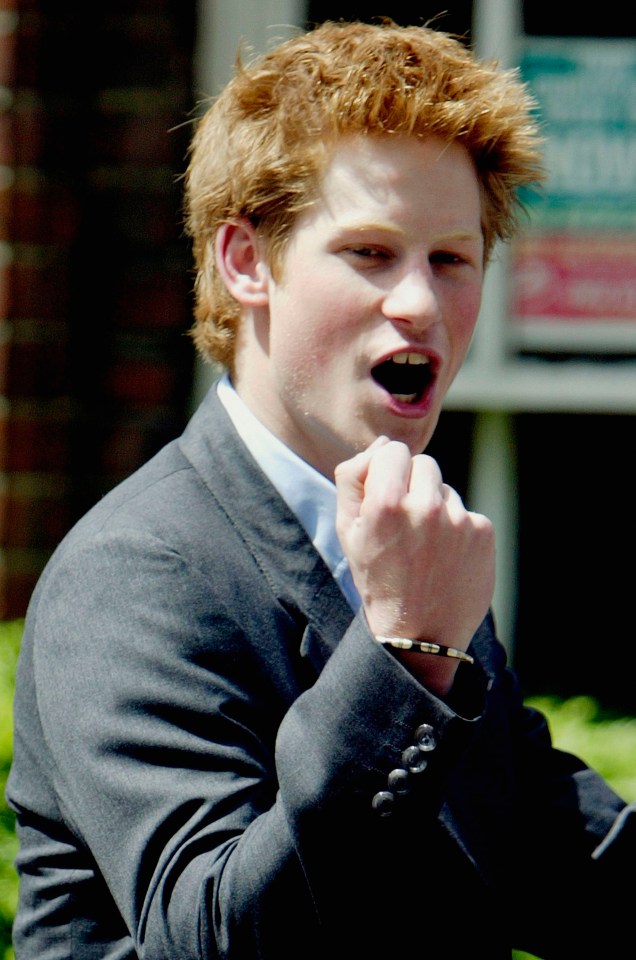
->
[217, 374, 361, 612]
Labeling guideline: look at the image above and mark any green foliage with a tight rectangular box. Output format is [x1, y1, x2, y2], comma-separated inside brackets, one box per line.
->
[525, 695, 636, 802]
[512, 695, 636, 960]
[0, 620, 21, 960]
[0, 620, 634, 960]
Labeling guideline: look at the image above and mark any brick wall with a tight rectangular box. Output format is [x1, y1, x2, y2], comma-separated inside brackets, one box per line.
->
[0, 0, 196, 617]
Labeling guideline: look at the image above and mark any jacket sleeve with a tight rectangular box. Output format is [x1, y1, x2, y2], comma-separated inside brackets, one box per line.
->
[9, 520, 633, 960]
[9, 512, 491, 958]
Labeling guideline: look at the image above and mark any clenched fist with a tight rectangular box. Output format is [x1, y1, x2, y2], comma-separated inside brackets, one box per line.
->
[335, 437, 495, 695]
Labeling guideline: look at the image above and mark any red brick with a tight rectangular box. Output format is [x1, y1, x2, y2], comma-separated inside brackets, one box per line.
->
[9, 94, 46, 165]
[0, 399, 7, 469]
[10, 247, 72, 320]
[0, 325, 10, 394]
[115, 273, 190, 329]
[95, 114, 183, 165]
[2, 472, 73, 548]
[105, 360, 177, 404]
[9, 174, 81, 244]
[0, 547, 51, 619]
[0, 175, 13, 242]
[0, 23, 16, 88]
[0, 473, 6, 540]
[4, 399, 72, 472]
[0, 258, 11, 317]
[4, 327, 70, 398]
[0, 113, 14, 167]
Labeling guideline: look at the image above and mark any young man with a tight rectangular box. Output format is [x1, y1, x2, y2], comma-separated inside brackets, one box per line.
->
[8, 19, 634, 960]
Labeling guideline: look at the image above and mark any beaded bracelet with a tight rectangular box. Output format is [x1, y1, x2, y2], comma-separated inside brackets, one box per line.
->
[374, 635, 474, 664]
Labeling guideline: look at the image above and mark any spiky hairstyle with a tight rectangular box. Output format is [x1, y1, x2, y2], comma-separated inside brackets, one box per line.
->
[185, 19, 544, 369]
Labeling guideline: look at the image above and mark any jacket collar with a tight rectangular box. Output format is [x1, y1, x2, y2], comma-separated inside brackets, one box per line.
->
[178, 383, 356, 671]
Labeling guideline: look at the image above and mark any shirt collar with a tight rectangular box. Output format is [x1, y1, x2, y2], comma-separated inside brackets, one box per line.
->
[216, 373, 360, 611]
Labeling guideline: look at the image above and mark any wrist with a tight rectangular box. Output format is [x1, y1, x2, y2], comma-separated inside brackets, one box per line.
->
[374, 635, 473, 699]
[374, 635, 474, 664]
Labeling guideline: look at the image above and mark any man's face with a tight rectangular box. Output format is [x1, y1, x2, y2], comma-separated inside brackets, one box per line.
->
[234, 134, 484, 478]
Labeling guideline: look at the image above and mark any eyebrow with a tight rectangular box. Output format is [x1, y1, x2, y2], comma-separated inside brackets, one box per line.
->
[337, 221, 483, 244]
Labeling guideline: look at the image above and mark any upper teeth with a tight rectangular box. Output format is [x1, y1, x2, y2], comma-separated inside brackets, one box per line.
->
[391, 352, 429, 365]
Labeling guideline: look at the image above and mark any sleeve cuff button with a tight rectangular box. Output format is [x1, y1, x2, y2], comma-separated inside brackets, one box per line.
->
[371, 790, 395, 816]
[401, 745, 428, 773]
[414, 724, 437, 752]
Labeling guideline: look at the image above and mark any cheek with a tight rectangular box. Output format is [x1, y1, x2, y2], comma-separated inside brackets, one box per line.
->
[272, 304, 356, 403]
[277, 286, 357, 360]
[450, 285, 482, 349]
[281, 322, 350, 390]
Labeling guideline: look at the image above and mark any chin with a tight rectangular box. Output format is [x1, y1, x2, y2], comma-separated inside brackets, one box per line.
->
[390, 421, 437, 455]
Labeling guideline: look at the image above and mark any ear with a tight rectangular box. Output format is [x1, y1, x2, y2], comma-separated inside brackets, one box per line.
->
[215, 220, 270, 307]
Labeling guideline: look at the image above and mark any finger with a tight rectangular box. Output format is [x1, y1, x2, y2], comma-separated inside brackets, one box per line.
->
[406, 453, 446, 503]
[441, 482, 465, 509]
[361, 440, 413, 510]
[408, 452, 444, 482]
[407, 457, 468, 520]
[440, 484, 492, 529]
[335, 435, 391, 526]
[334, 435, 390, 481]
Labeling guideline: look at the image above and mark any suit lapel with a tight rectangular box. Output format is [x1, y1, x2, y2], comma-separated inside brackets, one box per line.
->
[178, 383, 355, 673]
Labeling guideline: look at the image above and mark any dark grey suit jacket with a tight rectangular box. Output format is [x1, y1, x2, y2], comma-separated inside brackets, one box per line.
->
[7, 386, 635, 959]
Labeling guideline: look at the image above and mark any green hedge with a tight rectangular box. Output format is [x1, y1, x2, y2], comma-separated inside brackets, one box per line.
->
[1, 620, 634, 959]
[512, 696, 636, 960]
[0, 622, 21, 960]
[524, 694, 636, 803]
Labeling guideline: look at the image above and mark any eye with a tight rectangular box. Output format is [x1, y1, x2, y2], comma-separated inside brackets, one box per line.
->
[344, 245, 392, 263]
[430, 244, 483, 271]
[349, 247, 388, 258]
[430, 250, 467, 266]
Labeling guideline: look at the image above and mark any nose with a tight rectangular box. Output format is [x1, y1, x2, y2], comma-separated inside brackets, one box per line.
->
[382, 267, 441, 334]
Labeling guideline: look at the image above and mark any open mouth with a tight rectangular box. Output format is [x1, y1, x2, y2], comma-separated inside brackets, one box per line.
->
[372, 351, 434, 404]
